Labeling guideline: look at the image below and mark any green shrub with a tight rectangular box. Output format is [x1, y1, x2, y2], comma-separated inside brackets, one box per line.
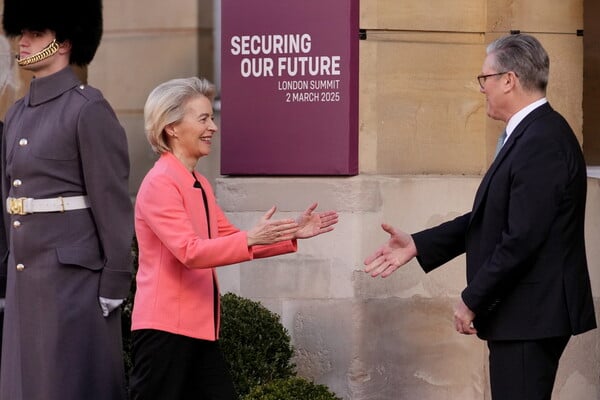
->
[242, 377, 341, 400]
[123, 241, 338, 399]
[121, 236, 139, 382]
[220, 293, 295, 397]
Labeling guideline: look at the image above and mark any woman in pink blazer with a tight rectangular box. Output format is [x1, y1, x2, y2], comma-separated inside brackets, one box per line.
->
[129, 77, 338, 400]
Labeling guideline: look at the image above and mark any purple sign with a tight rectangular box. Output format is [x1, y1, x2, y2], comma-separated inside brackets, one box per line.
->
[221, 0, 359, 175]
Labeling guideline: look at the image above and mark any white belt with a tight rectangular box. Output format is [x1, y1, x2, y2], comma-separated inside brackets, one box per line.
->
[6, 195, 90, 215]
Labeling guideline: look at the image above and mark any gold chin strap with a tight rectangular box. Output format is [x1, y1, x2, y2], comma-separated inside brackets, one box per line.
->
[16, 39, 60, 67]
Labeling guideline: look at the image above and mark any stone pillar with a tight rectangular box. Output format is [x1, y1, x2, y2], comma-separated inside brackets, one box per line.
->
[90, 0, 215, 194]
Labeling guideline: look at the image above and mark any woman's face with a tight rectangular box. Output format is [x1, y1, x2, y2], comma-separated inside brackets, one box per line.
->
[169, 95, 217, 162]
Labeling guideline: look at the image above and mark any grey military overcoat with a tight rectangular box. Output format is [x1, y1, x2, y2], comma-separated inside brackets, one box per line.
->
[0, 66, 133, 400]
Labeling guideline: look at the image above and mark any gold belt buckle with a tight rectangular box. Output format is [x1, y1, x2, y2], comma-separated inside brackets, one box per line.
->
[8, 197, 27, 215]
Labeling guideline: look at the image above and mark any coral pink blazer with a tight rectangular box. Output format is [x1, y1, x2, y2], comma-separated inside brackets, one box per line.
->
[131, 152, 296, 340]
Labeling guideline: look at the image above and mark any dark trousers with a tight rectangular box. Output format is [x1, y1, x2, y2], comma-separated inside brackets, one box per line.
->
[488, 336, 570, 400]
[129, 329, 237, 400]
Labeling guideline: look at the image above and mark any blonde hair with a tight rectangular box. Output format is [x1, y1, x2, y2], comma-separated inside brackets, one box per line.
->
[144, 77, 216, 154]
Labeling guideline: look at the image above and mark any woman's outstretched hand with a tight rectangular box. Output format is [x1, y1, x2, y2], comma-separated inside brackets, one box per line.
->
[294, 202, 339, 239]
[247, 206, 300, 246]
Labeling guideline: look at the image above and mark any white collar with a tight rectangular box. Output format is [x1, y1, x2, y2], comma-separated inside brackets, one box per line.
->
[505, 97, 548, 141]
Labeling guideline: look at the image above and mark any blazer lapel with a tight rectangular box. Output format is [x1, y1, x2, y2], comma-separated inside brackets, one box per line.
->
[470, 103, 554, 222]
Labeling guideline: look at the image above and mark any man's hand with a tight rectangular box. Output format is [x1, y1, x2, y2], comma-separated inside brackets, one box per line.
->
[364, 223, 418, 278]
[453, 298, 477, 335]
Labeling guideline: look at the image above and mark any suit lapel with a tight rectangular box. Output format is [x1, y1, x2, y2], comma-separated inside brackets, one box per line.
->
[470, 103, 554, 222]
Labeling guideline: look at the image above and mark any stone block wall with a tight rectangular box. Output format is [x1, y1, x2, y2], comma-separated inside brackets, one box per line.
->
[359, 0, 584, 175]
[216, 175, 600, 399]
[89, 0, 216, 194]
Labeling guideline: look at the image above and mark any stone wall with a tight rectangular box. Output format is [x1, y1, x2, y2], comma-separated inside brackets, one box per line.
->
[89, 0, 217, 193]
[216, 175, 600, 399]
[360, 0, 583, 175]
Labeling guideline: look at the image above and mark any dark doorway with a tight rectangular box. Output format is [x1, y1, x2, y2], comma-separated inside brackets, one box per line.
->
[583, 0, 600, 164]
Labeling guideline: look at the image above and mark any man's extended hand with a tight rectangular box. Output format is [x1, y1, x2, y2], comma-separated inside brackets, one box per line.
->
[364, 223, 418, 278]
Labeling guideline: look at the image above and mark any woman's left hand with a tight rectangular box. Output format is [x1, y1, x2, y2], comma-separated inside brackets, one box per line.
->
[294, 203, 339, 239]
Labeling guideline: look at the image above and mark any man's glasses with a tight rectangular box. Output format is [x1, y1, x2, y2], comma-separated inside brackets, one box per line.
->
[476, 72, 509, 89]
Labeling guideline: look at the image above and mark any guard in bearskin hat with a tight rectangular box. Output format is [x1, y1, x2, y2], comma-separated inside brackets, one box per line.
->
[3, 0, 102, 66]
[0, 1, 133, 399]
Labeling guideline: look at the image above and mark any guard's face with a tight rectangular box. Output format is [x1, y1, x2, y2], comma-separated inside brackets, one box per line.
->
[17, 29, 62, 73]
[169, 95, 218, 162]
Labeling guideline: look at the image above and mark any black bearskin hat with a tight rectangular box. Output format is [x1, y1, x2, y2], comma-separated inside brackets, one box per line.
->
[2, 0, 103, 66]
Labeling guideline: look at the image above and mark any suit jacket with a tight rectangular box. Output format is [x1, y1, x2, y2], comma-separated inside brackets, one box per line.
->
[132, 151, 297, 340]
[413, 103, 596, 341]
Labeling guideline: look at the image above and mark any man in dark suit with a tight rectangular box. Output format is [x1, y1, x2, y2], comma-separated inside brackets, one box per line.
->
[364, 33, 596, 399]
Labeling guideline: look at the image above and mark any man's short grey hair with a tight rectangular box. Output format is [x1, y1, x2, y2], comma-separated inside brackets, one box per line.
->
[486, 33, 549, 94]
[144, 77, 216, 154]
